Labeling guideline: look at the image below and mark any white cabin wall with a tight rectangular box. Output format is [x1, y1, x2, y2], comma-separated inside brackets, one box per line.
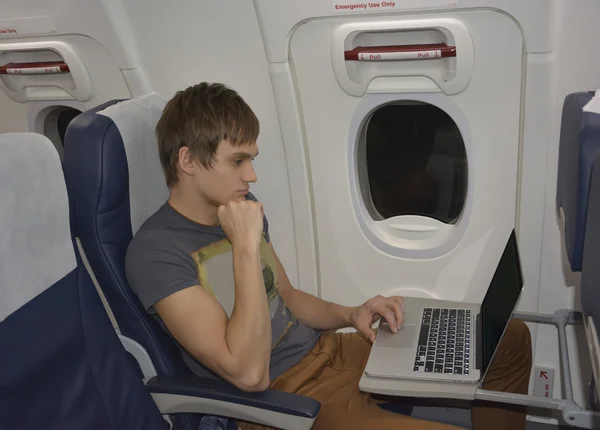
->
[535, 0, 600, 420]
[121, 0, 299, 286]
[517, 51, 555, 410]
[0, 88, 27, 132]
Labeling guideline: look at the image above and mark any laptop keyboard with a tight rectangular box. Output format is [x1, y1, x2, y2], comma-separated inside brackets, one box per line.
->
[414, 308, 471, 375]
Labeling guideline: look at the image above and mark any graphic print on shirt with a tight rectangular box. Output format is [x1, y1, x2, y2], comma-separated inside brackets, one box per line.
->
[191, 238, 296, 348]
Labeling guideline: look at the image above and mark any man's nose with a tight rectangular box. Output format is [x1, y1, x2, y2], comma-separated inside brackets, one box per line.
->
[244, 163, 257, 183]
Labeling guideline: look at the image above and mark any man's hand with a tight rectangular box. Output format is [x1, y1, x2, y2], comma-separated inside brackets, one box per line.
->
[217, 200, 264, 249]
[349, 295, 405, 343]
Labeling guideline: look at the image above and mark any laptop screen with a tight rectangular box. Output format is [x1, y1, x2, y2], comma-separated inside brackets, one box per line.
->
[480, 230, 524, 376]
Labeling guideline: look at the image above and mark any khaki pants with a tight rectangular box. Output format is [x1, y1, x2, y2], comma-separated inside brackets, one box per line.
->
[239, 319, 532, 430]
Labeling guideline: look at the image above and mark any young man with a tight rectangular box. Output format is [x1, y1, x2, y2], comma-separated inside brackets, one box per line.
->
[126, 82, 532, 430]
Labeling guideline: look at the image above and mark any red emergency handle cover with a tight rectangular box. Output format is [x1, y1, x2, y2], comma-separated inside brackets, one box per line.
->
[0, 61, 70, 75]
[345, 43, 456, 61]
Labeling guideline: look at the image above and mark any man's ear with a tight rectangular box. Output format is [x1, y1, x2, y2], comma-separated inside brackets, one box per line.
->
[178, 146, 196, 177]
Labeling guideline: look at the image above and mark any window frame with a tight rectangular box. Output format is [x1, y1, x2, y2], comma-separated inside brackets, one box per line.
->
[43, 107, 82, 159]
[348, 92, 473, 259]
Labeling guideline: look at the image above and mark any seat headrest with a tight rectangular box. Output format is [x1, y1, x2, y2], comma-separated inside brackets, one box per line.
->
[97, 92, 169, 234]
[0, 133, 76, 321]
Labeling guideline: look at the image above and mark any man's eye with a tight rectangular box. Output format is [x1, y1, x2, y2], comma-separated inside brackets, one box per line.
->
[234, 159, 243, 166]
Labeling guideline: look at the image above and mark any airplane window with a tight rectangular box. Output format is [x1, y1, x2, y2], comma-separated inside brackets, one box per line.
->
[43, 107, 82, 159]
[358, 101, 467, 224]
[57, 109, 81, 144]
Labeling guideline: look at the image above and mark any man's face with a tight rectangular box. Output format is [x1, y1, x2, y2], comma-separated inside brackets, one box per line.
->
[194, 139, 259, 207]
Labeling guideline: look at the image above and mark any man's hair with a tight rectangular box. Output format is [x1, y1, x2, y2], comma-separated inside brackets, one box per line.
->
[156, 82, 259, 187]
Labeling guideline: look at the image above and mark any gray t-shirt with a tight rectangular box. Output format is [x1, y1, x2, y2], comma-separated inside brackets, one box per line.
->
[125, 193, 320, 382]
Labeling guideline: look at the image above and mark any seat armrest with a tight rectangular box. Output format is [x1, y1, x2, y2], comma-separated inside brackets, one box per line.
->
[146, 375, 320, 430]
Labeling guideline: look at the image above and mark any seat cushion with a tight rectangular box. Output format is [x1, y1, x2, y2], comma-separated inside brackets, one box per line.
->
[0, 268, 169, 430]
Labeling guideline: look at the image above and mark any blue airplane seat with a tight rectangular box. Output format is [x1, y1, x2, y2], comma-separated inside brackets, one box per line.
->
[0, 132, 169, 430]
[62, 94, 320, 430]
[557, 92, 600, 409]
[581, 150, 600, 408]
[556, 91, 600, 272]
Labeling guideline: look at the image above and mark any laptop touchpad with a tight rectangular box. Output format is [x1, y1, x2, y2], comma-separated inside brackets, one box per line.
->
[377, 324, 417, 348]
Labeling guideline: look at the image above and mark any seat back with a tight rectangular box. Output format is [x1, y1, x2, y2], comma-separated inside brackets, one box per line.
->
[581, 151, 600, 405]
[557, 92, 600, 405]
[556, 91, 600, 272]
[63, 95, 201, 430]
[0, 133, 168, 430]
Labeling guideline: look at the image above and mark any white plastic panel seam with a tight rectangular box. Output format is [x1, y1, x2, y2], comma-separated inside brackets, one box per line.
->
[268, 62, 320, 297]
[121, 67, 152, 98]
[0, 40, 92, 102]
[98, 0, 143, 68]
[331, 18, 474, 96]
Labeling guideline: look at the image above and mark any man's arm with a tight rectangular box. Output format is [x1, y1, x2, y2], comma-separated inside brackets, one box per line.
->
[271, 242, 353, 330]
[270, 243, 405, 341]
[154, 201, 271, 392]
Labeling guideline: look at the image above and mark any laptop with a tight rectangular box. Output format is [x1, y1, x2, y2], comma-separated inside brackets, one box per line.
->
[364, 230, 524, 384]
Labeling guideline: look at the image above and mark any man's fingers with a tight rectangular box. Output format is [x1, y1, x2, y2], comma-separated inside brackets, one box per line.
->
[394, 296, 405, 313]
[388, 296, 405, 328]
[373, 298, 404, 332]
[387, 301, 404, 329]
[376, 305, 399, 333]
[361, 295, 406, 336]
[359, 324, 377, 343]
